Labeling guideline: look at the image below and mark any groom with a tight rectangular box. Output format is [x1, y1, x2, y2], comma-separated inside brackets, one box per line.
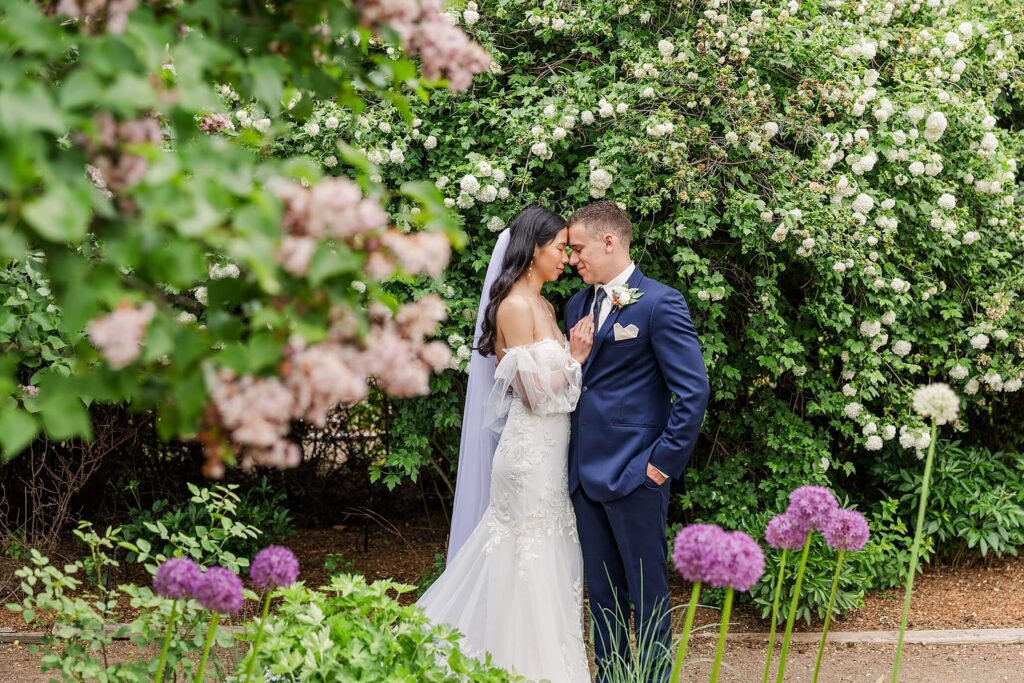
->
[564, 201, 710, 682]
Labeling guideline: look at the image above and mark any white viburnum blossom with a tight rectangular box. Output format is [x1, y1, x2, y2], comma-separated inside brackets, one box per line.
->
[460, 174, 480, 195]
[923, 111, 948, 143]
[912, 383, 960, 425]
[865, 435, 884, 451]
[852, 193, 875, 213]
[949, 364, 969, 380]
[937, 193, 956, 209]
[892, 340, 912, 357]
[424, 135, 438, 150]
[859, 320, 882, 338]
[844, 402, 864, 419]
[970, 333, 989, 349]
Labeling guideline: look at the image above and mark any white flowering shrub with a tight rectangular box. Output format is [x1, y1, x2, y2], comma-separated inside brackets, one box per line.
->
[266, 0, 1024, 551]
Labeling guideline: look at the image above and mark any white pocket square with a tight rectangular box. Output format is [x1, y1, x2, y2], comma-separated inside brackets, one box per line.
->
[613, 323, 640, 341]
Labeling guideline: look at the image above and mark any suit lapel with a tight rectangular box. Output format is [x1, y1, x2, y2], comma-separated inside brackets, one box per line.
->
[583, 268, 644, 377]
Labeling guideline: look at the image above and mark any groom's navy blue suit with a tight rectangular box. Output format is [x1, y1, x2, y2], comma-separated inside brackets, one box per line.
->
[565, 266, 709, 682]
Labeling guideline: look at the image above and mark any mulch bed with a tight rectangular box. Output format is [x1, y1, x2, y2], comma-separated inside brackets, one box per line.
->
[3, 513, 1023, 634]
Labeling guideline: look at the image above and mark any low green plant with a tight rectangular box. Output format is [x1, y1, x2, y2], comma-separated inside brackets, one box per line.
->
[416, 552, 447, 598]
[877, 443, 1024, 562]
[121, 480, 293, 573]
[324, 551, 356, 577]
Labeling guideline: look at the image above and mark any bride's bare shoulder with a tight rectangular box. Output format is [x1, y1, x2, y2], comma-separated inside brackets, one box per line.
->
[496, 295, 536, 348]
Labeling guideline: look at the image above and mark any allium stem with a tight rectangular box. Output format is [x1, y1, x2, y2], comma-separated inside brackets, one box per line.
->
[891, 419, 938, 683]
[154, 599, 178, 683]
[709, 587, 734, 683]
[243, 591, 273, 683]
[669, 581, 701, 683]
[812, 550, 845, 683]
[775, 530, 812, 683]
[194, 612, 219, 683]
[761, 548, 788, 683]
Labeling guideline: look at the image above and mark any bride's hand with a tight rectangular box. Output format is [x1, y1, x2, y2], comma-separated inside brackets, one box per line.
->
[569, 315, 595, 365]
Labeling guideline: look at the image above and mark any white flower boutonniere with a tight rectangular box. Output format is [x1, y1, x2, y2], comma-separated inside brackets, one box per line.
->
[609, 285, 643, 310]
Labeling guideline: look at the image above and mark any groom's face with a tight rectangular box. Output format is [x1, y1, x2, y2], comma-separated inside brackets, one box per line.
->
[567, 222, 608, 285]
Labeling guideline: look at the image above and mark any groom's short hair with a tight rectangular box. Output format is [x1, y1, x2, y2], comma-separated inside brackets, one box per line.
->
[567, 201, 632, 246]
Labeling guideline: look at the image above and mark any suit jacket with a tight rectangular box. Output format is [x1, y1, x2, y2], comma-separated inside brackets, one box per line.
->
[565, 267, 710, 502]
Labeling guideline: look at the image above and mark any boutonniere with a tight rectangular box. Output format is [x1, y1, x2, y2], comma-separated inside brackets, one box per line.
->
[609, 285, 643, 310]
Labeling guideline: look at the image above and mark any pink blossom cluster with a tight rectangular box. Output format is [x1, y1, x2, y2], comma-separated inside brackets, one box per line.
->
[356, 0, 492, 91]
[198, 113, 234, 134]
[202, 296, 450, 475]
[77, 113, 162, 193]
[56, 0, 138, 35]
[366, 229, 452, 279]
[86, 301, 155, 369]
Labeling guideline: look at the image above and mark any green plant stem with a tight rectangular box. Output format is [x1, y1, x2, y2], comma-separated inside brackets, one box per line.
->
[761, 548, 789, 683]
[775, 531, 813, 683]
[243, 591, 273, 683]
[194, 612, 219, 683]
[669, 581, 701, 683]
[709, 587, 734, 683]
[891, 419, 938, 683]
[812, 550, 845, 683]
[154, 599, 179, 683]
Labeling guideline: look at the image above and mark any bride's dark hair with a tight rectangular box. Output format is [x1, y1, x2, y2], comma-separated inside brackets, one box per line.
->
[478, 205, 566, 357]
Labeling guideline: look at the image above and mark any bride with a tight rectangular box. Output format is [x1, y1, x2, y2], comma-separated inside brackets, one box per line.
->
[417, 205, 595, 683]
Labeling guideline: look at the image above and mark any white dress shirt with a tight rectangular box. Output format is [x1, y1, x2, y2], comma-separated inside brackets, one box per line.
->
[591, 262, 636, 331]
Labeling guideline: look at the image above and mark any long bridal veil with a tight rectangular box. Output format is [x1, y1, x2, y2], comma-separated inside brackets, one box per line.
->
[446, 228, 510, 563]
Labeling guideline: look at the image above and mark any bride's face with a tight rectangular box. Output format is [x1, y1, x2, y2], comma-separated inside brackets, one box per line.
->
[533, 228, 570, 282]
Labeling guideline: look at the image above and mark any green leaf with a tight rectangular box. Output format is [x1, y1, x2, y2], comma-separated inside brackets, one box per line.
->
[22, 185, 91, 243]
[38, 392, 91, 442]
[0, 408, 38, 460]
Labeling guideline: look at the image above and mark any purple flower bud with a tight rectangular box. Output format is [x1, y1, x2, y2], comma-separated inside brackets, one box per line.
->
[823, 508, 870, 551]
[153, 558, 202, 600]
[672, 524, 728, 584]
[787, 486, 840, 532]
[764, 513, 808, 551]
[250, 545, 300, 592]
[194, 567, 244, 614]
[715, 531, 766, 592]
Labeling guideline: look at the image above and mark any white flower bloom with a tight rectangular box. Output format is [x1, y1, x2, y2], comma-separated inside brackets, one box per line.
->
[463, 9, 479, 25]
[863, 422, 878, 435]
[352, 280, 367, 293]
[456, 194, 475, 209]
[378, 121, 392, 133]
[892, 340, 912, 357]
[642, 86, 655, 98]
[424, 135, 438, 150]
[842, 383, 857, 397]
[210, 263, 241, 280]
[325, 116, 339, 130]
[923, 111, 948, 143]
[254, 118, 271, 133]
[435, 175, 449, 189]
[937, 193, 956, 209]
[852, 193, 875, 214]
[305, 122, 320, 136]
[771, 226, 788, 242]
[388, 147, 405, 164]
[980, 132, 998, 152]
[531, 141, 552, 158]
[882, 424, 897, 440]
[487, 215, 506, 232]
[616, 102, 629, 114]
[443, 197, 456, 207]
[982, 115, 997, 130]
[477, 185, 498, 202]
[912, 383, 960, 425]
[581, 110, 595, 124]
[551, 17, 566, 30]
[961, 231, 980, 245]
[909, 161, 925, 176]
[658, 39, 674, 56]
[323, 155, 338, 168]
[970, 333, 989, 349]
[498, 187, 510, 199]
[560, 115, 576, 129]
[543, 104, 557, 118]
[552, 126, 567, 140]
[881, 311, 897, 325]
[193, 286, 208, 306]
[949, 364, 969, 380]
[844, 402, 863, 418]
[763, 122, 779, 138]
[860, 320, 882, 338]
[460, 174, 480, 194]
[865, 435, 884, 451]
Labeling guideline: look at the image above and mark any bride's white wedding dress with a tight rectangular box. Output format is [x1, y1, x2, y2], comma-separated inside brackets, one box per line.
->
[417, 338, 590, 683]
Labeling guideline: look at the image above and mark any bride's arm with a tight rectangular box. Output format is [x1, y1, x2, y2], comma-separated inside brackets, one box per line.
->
[496, 297, 539, 409]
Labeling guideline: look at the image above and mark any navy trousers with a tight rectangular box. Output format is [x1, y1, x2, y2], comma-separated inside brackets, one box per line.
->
[572, 480, 673, 683]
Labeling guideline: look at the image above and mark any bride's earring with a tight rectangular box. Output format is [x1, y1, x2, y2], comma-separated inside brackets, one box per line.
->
[528, 260, 534, 278]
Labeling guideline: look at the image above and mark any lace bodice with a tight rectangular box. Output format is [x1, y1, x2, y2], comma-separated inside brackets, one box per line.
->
[485, 338, 582, 431]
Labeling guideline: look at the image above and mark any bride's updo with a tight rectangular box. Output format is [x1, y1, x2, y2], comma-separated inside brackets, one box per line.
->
[477, 205, 565, 357]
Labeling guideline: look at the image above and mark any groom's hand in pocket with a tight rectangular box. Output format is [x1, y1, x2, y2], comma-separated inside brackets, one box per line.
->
[570, 314, 595, 365]
[646, 462, 668, 486]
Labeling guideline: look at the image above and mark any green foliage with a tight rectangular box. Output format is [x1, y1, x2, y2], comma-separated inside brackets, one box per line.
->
[240, 573, 524, 682]
[324, 551, 356, 577]
[416, 552, 447, 599]
[120, 480, 293, 573]
[876, 442, 1024, 561]
[7, 523, 218, 682]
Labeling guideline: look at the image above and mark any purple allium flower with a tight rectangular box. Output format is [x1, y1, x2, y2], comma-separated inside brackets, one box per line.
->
[714, 531, 766, 592]
[823, 508, 870, 551]
[787, 486, 840, 532]
[153, 557, 202, 600]
[250, 545, 300, 592]
[672, 524, 728, 584]
[764, 513, 808, 551]
[194, 567, 244, 614]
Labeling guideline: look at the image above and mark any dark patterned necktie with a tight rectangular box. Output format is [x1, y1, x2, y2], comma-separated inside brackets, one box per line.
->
[592, 287, 608, 331]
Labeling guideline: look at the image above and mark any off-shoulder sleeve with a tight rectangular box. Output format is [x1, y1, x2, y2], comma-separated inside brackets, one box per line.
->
[484, 343, 581, 432]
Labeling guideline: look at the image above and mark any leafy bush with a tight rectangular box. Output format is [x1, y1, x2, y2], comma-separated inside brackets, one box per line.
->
[121, 480, 293, 573]
[876, 442, 1024, 561]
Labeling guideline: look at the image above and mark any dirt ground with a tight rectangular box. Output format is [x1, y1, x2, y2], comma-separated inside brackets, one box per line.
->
[3, 517, 1023, 681]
